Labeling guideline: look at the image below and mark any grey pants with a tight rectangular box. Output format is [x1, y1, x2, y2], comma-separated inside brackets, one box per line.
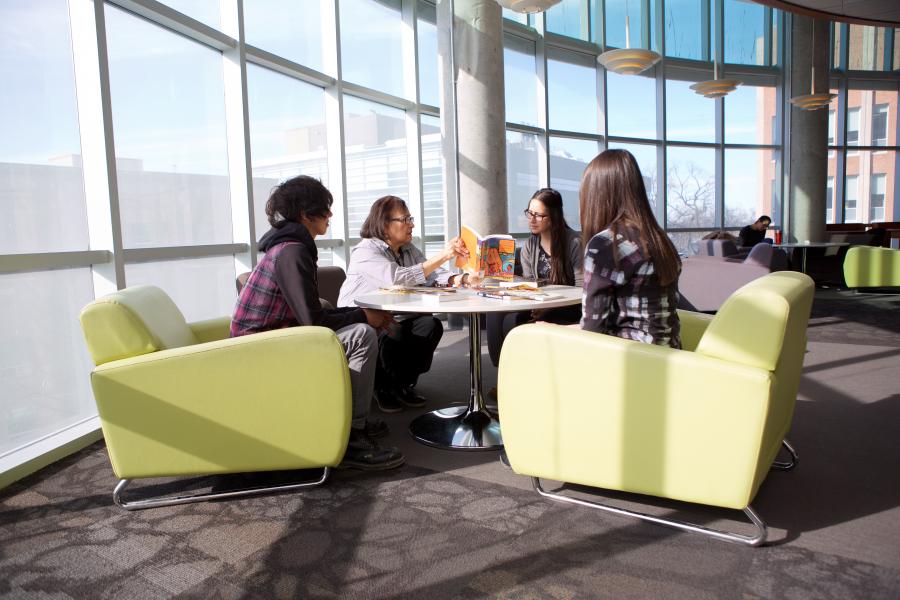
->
[335, 322, 377, 429]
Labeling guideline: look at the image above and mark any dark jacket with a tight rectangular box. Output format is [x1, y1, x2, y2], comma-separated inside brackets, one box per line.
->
[230, 222, 365, 336]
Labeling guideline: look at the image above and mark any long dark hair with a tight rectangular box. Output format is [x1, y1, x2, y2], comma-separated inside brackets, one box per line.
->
[359, 195, 407, 241]
[579, 150, 680, 287]
[530, 188, 574, 285]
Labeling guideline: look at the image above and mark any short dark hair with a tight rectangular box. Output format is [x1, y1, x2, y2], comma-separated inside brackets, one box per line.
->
[265, 175, 333, 228]
[359, 195, 408, 241]
[756, 215, 772, 224]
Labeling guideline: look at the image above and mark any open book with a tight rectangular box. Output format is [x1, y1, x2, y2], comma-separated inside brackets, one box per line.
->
[455, 225, 516, 280]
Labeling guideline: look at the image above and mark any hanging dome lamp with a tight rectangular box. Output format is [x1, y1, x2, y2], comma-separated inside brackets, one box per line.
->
[596, 2, 660, 75]
[495, 0, 562, 13]
[789, 19, 836, 110]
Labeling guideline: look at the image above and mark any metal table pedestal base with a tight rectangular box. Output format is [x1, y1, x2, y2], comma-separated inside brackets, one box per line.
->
[409, 405, 502, 450]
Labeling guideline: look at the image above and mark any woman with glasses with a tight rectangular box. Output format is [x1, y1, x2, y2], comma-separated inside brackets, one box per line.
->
[487, 188, 584, 368]
[579, 149, 681, 347]
[338, 195, 470, 414]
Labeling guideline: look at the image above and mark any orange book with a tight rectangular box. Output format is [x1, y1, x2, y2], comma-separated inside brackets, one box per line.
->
[455, 225, 516, 280]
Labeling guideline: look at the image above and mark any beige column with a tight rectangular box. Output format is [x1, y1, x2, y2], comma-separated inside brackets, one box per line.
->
[438, 0, 508, 238]
[787, 16, 830, 243]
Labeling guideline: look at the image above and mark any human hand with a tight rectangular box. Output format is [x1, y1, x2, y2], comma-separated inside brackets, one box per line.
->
[446, 236, 468, 261]
[362, 308, 395, 332]
[464, 270, 484, 288]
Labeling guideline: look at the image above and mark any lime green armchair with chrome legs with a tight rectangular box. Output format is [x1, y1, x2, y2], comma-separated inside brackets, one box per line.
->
[498, 271, 814, 546]
[79, 285, 352, 510]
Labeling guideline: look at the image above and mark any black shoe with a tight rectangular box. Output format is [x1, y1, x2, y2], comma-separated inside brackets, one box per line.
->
[396, 385, 427, 408]
[364, 418, 390, 439]
[339, 430, 405, 470]
[374, 388, 404, 414]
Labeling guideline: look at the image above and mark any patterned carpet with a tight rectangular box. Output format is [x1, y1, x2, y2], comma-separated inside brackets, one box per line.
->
[2, 288, 900, 599]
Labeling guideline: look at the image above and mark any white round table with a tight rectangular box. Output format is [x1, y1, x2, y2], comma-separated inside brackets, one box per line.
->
[355, 285, 582, 451]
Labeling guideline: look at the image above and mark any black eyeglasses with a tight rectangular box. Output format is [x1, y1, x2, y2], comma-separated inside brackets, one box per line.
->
[389, 216, 415, 224]
[523, 209, 548, 222]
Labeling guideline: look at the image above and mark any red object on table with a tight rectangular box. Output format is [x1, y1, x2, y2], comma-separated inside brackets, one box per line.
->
[774, 230, 783, 244]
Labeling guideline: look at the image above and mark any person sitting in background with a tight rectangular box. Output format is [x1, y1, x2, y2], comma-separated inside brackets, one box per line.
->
[231, 175, 404, 471]
[739, 215, 772, 248]
[579, 149, 682, 348]
[338, 195, 470, 414]
[487, 188, 583, 368]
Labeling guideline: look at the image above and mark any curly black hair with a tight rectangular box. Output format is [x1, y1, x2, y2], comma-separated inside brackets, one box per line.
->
[265, 175, 333, 228]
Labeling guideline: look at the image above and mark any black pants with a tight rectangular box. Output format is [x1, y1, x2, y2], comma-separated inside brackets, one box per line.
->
[486, 304, 582, 367]
[376, 314, 443, 390]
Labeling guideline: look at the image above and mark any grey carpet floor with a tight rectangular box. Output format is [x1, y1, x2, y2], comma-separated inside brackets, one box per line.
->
[2, 289, 900, 599]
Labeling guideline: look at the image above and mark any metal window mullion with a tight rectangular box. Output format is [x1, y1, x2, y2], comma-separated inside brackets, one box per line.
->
[837, 74, 848, 222]
[535, 12, 550, 189]
[656, 0, 667, 226]
[763, 6, 772, 67]
[325, 0, 349, 268]
[107, 0, 236, 51]
[245, 46, 337, 88]
[713, 0, 724, 228]
[700, 0, 710, 62]
[69, 0, 125, 296]
[437, 0, 460, 242]
[122, 244, 249, 263]
[220, 0, 255, 277]
[0, 251, 112, 275]
[640, 0, 651, 50]
[403, 0, 425, 233]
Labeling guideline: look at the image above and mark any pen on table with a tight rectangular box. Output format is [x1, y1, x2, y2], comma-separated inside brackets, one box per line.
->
[476, 291, 505, 300]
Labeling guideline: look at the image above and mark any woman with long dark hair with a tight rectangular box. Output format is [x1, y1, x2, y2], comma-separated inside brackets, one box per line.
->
[486, 188, 583, 368]
[579, 149, 681, 347]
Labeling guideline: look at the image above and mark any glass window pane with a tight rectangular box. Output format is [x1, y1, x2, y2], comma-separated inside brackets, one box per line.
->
[507, 131, 540, 233]
[244, 0, 326, 73]
[844, 151, 896, 225]
[343, 96, 408, 238]
[606, 71, 656, 139]
[0, 269, 97, 455]
[504, 36, 539, 127]
[666, 146, 716, 229]
[0, 0, 89, 254]
[724, 0, 766, 66]
[725, 149, 777, 228]
[894, 29, 900, 71]
[608, 141, 658, 211]
[125, 256, 237, 322]
[826, 176, 835, 223]
[771, 9, 780, 66]
[606, 0, 657, 52]
[546, 0, 587, 41]
[848, 25, 880, 71]
[421, 114, 444, 237]
[106, 6, 232, 249]
[502, 8, 528, 25]
[418, 3, 440, 108]
[340, 0, 405, 98]
[157, 0, 220, 30]
[666, 77, 714, 143]
[725, 83, 778, 145]
[549, 137, 601, 227]
[547, 51, 600, 134]
[665, 0, 703, 60]
[247, 64, 329, 241]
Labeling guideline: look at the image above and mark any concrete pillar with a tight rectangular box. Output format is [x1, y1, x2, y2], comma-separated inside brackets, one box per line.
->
[438, 0, 508, 238]
[787, 16, 830, 243]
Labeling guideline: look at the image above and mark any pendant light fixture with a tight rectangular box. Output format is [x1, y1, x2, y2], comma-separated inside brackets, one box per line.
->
[597, 0, 661, 75]
[690, 0, 741, 98]
[496, 0, 562, 13]
[789, 19, 836, 111]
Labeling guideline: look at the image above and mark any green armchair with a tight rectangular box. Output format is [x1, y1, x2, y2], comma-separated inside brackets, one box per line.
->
[79, 285, 352, 510]
[843, 246, 900, 288]
[497, 271, 814, 546]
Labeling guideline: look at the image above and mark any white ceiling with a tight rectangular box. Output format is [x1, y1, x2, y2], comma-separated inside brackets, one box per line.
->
[753, 0, 900, 27]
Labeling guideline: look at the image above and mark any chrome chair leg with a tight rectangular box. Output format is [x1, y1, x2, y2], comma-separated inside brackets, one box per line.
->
[771, 439, 798, 471]
[113, 467, 331, 511]
[532, 477, 768, 547]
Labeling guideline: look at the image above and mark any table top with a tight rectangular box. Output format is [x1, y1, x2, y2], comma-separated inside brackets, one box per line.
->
[773, 242, 851, 248]
[354, 285, 582, 314]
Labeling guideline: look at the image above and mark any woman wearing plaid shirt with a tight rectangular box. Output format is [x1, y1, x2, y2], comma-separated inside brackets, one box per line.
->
[578, 150, 682, 348]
